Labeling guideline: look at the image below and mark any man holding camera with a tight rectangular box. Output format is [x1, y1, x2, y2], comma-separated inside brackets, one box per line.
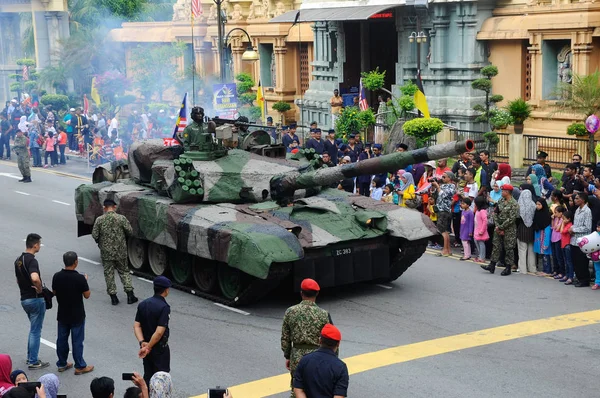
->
[281, 279, 331, 398]
[431, 172, 456, 257]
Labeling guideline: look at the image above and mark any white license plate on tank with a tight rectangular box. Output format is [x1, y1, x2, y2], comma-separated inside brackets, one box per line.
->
[332, 248, 352, 257]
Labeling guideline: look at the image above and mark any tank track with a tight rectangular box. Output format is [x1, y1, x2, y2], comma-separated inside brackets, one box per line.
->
[129, 262, 292, 307]
[386, 237, 429, 282]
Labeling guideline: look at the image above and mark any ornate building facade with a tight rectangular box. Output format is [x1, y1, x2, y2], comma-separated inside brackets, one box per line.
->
[478, 0, 600, 137]
[109, 0, 313, 121]
[272, 0, 495, 129]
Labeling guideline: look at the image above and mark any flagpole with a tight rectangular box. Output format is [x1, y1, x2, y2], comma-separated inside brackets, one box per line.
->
[191, 6, 196, 106]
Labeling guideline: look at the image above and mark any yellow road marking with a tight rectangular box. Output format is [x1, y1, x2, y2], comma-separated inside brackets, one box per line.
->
[190, 309, 600, 398]
[0, 160, 89, 182]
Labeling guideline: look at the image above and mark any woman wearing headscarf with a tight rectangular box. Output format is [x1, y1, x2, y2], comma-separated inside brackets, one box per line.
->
[532, 163, 554, 199]
[526, 174, 542, 197]
[0, 355, 13, 396]
[491, 163, 511, 188]
[397, 172, 416, 207]
[533, 198, 553, 276]
[35, 374, 58, 398]
[517, 188, 537, 274]
[149, 372, 173, 398]
[17, 116, 28, 134]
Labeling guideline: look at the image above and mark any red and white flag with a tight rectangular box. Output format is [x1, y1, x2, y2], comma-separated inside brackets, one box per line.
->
[22, 65, 29, 81]
[191, 0, 203, 19]
[359, 78, 368, 111]
[83, 94, 89, 116]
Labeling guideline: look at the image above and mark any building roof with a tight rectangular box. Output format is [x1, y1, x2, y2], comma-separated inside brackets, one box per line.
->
[270, 5, 396, 23]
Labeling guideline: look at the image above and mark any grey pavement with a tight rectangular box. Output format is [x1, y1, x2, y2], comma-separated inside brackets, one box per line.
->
[0, 161, 599, 397]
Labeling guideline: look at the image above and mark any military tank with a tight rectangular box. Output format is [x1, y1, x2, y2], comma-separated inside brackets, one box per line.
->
[75, 115, 473, 305]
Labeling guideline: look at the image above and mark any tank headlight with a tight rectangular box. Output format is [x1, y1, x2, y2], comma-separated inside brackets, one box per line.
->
[366, 219, 372, 225]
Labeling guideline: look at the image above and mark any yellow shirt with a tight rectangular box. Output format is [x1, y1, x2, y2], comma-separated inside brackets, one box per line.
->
[428, 204, 438, 221]
[330, 96, 343, 114]
[399, 184, 415, 207]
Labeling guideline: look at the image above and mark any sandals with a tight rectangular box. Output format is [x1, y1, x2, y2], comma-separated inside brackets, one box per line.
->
[593, 284, 600, 290]
[460, 257, 471, 261]
[564, 279, 573, 285]
[554, 274, 564, 280]
[436, 253, 452, 257]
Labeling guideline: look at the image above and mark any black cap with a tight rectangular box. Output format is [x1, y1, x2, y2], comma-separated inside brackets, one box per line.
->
[289, 122, 297, 128]
[396, 143, 408, 150]
[266, 116, 273, 122]
[103, 199, 117, 207]
[328, 129, 335, 134]
[537, 150, 548, 158]
[153, 276, 172, 288]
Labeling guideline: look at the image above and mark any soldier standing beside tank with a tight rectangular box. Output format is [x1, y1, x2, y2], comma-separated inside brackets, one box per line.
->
[14, 129, 32, 182]
[91, 199, 138, 305]
[281, 278, 332, 398]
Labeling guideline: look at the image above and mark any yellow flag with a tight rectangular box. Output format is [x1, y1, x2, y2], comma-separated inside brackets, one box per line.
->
[91, 77, 101, 106]
[256, 80, 265, 122]
[414, 90, 430, 119]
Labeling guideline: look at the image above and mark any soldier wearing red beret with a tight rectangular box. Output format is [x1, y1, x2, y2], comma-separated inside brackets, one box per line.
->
[293, 324, 349, 398]
[281, 278, 332, 398]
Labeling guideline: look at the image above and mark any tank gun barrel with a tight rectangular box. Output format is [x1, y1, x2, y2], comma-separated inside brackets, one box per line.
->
[211, 116, 274, 131]
[270, 140, 475, 202]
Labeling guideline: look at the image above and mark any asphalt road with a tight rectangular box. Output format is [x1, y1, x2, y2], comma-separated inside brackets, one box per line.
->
[1, 160, 599, 398]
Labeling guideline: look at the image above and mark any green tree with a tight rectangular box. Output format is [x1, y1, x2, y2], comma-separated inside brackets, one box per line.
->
[130, 42, 185, 101]
[236, 73, 261, 122]
[472, 65, 503, 128]
[554, 70, 600, 162]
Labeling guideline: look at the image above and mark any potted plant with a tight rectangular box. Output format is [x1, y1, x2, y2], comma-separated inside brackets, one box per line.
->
[272, 101, 291, 124]
[566, 122, 588, 137]
[402, 117, 444, 148]
[489, 109, 513, 130]
[507, 98, 532, 134]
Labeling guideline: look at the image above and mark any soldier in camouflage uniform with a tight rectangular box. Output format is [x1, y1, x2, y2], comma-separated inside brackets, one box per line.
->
[281, 278, 332, 398]
[14, 130, 31, 182]
[91, 199, 138, 305]
[482, 184, 519, 276]
[180, 106, 208, 152]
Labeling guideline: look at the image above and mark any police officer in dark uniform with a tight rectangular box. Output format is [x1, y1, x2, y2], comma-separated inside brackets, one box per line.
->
[134, 276, 171, 385]
[526, 150, 553, 180]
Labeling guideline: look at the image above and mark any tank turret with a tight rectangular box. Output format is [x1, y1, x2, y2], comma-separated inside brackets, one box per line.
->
[76, 138, 475, 305]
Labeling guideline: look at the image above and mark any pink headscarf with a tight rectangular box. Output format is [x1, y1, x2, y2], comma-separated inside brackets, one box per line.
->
[0, 355, 14, 397]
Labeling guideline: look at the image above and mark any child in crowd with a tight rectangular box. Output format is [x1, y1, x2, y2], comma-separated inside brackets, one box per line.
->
[370, 177, 383, 201]
[427, 197, 442, 250]
[463, 169, 478, 208]
[559, 210, 574, 285]
[533, 198, 553, 276]
[456, 168, 466, 190]
[459, 197, 474, 261]
[44, 131, 56, 168]
[551, 206, 566, 279]
[473, 196, 489, 264]
[593, 221, 600, 290]
[382, 184, 394, 203]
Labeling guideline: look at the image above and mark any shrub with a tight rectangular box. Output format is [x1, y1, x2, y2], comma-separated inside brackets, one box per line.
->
[235, 73, 254, 95]
[272, 101, 291, 113]
[566, 122, 588, 137]
[335, 107, 376, 137]
[483, 131, 500, 145]
[40, 94, 70, 111]
[361, 68, 386, 91]
[146, 102, 169, 114]
[9, 82, 21, 92]
[16, 58, 36, 67]
[24, 81, 37, 91]
[402, 118, 444, 147]
[239, 92, 257, 106]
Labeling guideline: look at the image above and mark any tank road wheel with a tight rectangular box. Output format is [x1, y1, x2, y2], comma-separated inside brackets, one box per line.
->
[192, 258, 218, 293]
[148, 243, 169, 276]
[170, 252, 193, 285]
[128, 237, 148, 271]
[217, 263, 247, 301]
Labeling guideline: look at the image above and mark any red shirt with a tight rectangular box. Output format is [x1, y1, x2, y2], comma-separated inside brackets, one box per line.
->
[561, 222, 573, 248]
[58, 132, 67, 145]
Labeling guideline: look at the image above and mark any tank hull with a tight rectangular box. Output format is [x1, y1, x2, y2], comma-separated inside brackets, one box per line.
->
[76, 182, 435, 305]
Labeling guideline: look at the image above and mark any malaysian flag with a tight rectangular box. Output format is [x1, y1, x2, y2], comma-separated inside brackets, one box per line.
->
[191, 0, 203, 19]
[172, 93, 188, 142]
[359, 78, 368, 111]
[22, 65, 29, 81]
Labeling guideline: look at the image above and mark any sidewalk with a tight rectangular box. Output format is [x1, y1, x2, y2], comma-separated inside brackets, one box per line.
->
[1, 151, 94, 180]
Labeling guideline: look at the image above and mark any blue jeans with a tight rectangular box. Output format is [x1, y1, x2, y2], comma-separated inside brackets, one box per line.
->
[552, 241, 565, 275]
[541, 254, 552, 274]
[563, 245, 574, 279]
[59, 144, 66, 164]
[21, 298, 46, 364]
[57, 321, 87, 369]
[594, 261, 600, 286]
[31, 148, 41, 167]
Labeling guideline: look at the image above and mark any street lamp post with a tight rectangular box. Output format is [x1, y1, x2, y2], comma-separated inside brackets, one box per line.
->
[408, 18, 427, 117]
[222, 27, 259, 82]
